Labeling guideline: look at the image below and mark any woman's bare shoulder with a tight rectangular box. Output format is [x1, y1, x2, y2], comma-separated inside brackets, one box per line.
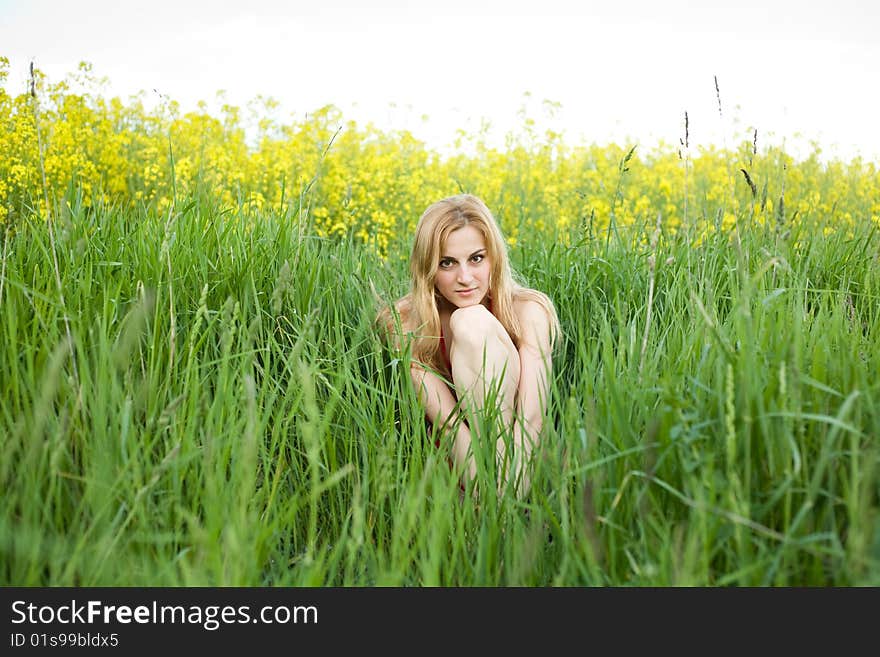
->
[377, 296, 415, 343]
[512, 291, 553, 322]
[512, 291, 555, 352]
[394, 297, 415, 328]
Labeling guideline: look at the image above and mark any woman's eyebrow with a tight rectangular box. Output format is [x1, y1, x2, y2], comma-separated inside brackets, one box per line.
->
[440, 248, 486, 260]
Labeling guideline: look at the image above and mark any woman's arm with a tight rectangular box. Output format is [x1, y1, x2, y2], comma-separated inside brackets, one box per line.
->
[507, 300, 554, 496]
[410, 363, 477, 482]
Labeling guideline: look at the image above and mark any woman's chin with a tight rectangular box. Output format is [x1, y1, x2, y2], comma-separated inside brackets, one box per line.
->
[438, 289, 487, 309]
[453, 294, 488, 308]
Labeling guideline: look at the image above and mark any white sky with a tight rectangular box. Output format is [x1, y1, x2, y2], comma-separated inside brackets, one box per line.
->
[2, 0, 879, 162]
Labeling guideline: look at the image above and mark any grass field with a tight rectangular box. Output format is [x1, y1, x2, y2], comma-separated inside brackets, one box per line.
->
[2, 190, 878, 585]
[2, 61, 879, 585]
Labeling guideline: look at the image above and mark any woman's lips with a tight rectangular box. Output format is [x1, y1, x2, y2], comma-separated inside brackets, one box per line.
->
[457, 288, 477, 295]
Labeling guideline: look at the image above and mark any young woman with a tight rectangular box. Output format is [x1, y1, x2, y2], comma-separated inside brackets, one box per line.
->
[379, 194, 560, 498]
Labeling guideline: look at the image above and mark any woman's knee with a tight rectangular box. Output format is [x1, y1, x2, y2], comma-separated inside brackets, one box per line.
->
[449, 305, 512, 350]
[448, 306, 519, 381]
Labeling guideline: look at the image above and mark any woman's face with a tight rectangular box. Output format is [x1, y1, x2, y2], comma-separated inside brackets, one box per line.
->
[434, 224, 491, 309]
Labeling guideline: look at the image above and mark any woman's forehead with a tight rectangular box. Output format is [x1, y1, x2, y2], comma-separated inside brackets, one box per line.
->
[441, 224, 486, 254]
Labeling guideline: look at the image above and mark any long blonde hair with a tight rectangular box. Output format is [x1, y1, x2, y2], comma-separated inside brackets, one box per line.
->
[378, 194, 560, 374]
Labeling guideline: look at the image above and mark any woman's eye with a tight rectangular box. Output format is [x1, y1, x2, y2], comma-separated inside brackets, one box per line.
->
[439, 259, 454, 269]
[471, 254, 484, 263]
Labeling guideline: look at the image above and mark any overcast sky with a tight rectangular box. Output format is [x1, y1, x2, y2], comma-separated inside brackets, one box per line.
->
[2, 0, 878, 161]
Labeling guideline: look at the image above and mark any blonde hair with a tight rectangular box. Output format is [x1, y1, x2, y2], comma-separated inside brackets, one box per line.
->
[378, 194, 560, 375]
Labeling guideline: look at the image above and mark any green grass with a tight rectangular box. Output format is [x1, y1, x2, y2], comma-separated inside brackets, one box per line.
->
[1, 190, 879, 586]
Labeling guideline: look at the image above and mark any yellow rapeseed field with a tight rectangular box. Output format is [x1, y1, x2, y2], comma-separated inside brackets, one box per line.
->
[2, 57, 879, 256]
